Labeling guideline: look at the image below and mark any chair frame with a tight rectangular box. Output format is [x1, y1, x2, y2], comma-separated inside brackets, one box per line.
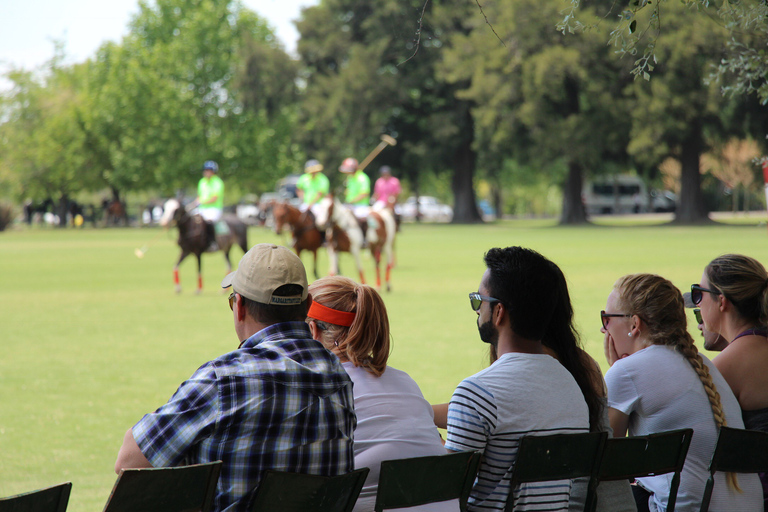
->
[699, 426, 768, 512]
[0, 482, 72, 512]
[373, 450, 482, 512]
[506, 431, 607, 512]
[102, 461, 222, 512]
[249, 468, 370, 512]
[599, 428, 692, 512]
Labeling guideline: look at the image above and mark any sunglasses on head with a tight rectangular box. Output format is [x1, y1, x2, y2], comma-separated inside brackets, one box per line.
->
[469, 292, 501, 312]
[693, 308, 703, 325]
[600, 310, 631, 328]
[690, 284, 719, 306]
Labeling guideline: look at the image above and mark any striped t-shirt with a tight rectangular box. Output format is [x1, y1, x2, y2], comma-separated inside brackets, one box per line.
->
[445, 352, 589, 511]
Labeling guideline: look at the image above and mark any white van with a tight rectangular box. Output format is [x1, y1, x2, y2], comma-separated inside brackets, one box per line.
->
[582, 175, 676, 215]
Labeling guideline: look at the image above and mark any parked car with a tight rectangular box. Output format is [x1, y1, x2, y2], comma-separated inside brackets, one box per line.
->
[400, 196, 453, 223]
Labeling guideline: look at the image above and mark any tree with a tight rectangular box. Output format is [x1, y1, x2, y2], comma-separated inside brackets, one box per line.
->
[622, 2, 735, 223]
[0, 63, 96, 225]
[559, 0, 768, 104]
[79, 0, 302, 199]
[438, 0, 633, 224]
[296, 0, 484, 222]
[701, 138, 762, 212]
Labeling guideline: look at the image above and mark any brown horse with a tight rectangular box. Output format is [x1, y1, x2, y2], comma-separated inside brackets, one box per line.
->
[272, 202, 324, 279]
[159, 199, 249, 294]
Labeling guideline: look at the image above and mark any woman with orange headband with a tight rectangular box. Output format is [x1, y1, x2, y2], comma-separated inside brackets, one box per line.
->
[307, 276, 449, 512]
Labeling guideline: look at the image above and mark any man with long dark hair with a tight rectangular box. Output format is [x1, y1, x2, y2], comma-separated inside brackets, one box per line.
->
[445, 246, 591, 511]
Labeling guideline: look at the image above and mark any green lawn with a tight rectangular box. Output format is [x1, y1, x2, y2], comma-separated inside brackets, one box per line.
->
[1, 218, 766, 511]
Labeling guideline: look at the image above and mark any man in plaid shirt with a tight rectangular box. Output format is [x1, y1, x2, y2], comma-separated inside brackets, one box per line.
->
[115, 244, 356, 512]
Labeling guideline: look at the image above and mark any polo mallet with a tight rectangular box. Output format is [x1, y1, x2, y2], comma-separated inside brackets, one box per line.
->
[134, 229, 167, 259]
[357, 134, 397, 171]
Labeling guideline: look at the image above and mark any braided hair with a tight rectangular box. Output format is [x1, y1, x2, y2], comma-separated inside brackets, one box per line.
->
[615, 274, 739, 491]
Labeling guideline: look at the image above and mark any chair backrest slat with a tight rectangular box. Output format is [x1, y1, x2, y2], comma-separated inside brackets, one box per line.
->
[374, 451, 482, 512]
[0, 482, 72, 512]
[250, 468, 369, 512]
[599, 428, 692, 512]
[699, 426, 768, 512]
[102, 461, 222, 512]
[507, 431, 607, 512]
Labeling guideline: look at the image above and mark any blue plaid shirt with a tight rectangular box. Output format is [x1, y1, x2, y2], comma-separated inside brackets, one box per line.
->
[132, 322, 356, 512]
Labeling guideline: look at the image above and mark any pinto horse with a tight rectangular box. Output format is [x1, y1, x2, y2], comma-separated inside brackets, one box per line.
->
[272, 202, 324, 279]
[314, 196, 366, 284]
[159, 199, 249, 294]
[366, 207, 397, 291]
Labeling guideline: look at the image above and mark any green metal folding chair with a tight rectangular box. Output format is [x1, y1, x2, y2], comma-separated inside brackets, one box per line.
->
[699, 426, 768, 512]
[599, 428, 692, 512]
[250, 468, 370, 512]
[102, 461, 222, 512]
[0, 482, 72, 512]
[373, 451, 482, 511]
[506, 431, 608, 512]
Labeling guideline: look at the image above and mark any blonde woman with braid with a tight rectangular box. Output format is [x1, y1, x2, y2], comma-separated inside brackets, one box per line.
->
[601, 274, 762, 512]
[306, 276, 450, 512]
[696, 254, 768, 507]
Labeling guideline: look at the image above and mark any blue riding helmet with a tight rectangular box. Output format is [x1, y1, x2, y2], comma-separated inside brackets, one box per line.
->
[203, 160, 219, 172]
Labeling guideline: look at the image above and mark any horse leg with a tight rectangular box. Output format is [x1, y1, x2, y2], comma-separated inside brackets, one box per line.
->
[194, 253, 204, 294]
[222, 247, 233, 293]
[351, 245, 365, 284]
[327, 241, 339, 276]
[372, 246, 382, 290]
[384, 242, 393, 292]
[312, 249, 320, 280]
[174, 250, 191, 294]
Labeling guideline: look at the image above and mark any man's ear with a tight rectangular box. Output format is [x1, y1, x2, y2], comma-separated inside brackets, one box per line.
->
[493, 302, 506, 327]
[236, 293, 247, 322]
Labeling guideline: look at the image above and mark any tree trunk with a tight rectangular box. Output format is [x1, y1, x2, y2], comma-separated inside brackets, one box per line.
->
[559, 161, 588, 225]
[674, 124, 709, 224]
[451, 109, 483, 224]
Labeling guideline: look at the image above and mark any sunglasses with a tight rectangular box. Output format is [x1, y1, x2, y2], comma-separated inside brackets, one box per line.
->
[469, 292, 501, 312]
[228, 291, 236, 311]
[600, 310, 631, 328]
[690, 284, 719, 305]
[693, 308, 703, 325]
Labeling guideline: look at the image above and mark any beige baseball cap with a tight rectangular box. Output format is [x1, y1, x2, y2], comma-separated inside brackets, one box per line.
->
[221, 243, 308, 305]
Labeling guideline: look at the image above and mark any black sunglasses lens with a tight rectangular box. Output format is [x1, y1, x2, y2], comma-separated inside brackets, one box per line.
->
[470, 298, 481, 311]
[691, 288, 702, 305]
[694, 309, 703, 324]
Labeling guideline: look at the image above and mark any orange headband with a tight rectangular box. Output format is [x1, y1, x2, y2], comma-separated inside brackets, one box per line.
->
[308, 301, 356, 327]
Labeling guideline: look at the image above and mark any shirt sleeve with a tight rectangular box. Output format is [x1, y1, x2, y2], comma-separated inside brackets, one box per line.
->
[445, 377, 495, 453]
[604, 360, 640, 416]
[132, 364, 219, 467]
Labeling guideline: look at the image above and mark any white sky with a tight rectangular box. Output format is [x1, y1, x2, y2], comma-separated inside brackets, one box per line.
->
[0, 0, 317, 79]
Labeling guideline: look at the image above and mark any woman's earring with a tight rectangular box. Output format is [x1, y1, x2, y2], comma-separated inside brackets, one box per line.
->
[628, 332, 633, 337]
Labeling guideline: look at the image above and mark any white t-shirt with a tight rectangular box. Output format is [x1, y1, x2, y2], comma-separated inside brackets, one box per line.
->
[343, 363, 453, 512]
[445, 352, 590, 512]
[606, 344, 763, 512]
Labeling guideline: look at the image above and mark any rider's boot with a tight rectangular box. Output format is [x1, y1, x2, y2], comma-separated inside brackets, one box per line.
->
[205, 221, 219, 252]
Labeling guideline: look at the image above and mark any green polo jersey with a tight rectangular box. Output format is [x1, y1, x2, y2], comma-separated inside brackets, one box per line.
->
[344, 171, 371, 206]
[297, 172, 330, 205]
[198, 175, 224, 210]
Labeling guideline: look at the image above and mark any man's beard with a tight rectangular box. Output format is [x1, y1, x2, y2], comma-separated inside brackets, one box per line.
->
[478, 319, 498, 347]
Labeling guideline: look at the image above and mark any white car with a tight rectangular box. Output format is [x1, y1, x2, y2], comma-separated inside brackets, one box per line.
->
[400, 196, 453, 223]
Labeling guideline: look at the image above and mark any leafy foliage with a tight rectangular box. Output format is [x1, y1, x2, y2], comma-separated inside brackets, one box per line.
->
[559, 0, 768, 104]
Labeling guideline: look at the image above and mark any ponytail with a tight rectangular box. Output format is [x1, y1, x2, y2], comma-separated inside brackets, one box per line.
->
[308, 276, 391, 376]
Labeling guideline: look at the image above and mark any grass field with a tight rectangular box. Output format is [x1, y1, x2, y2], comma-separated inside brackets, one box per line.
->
[1, 217, 767, 511]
